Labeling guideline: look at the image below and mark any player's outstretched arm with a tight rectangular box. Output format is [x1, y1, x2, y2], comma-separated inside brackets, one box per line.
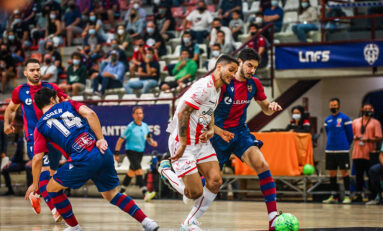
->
[78, 105, 108, 153]
[25, 152, 44, 199]
[4, 101, 20, 135]
[170, 104, 195, 162]
[256, 99, 282, 116]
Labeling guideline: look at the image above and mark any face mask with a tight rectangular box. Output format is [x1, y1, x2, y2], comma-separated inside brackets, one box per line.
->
[90, 15, 96, 22]
[131, 13, 136, 18]
[330, 108, 338, 114]
[8, 35, 15, 41]
[301, 2, 309, 8]
[251, 31, 256, 36]
[84, 49, 90, 54]
[50, 14, 56, 19]
[111, 56, 117, 62]
[70, 4, 76, 10]
[89, 29, 96, 35]
[159, 9, 166, 15]
[154, 0, 160, 4]
[212, 50, 220, 57]
[73, 59, 80, 65]
[255, 17, 263, 24]
[82, 15, 88, 21]
[271, 0, 279, 6]
[215, 26, 221, 31]
[146, 54, 153, 60]
[147, 27, 154, 34]
[182, 57, 189, 61]
[133, 3, 139, 9]
[198, 7, 205, 12]
[292, 114, 301, 120]
[14, 19, 21, 24]
[183, 37, 191, 44]
[117, 29, 124, 35]
[362, 111, 373, 117]
[47, 46, 54, 51]
[45, 58, 51, 64]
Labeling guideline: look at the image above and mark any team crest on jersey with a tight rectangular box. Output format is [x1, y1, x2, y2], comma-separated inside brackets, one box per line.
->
[247, 84, 253, 93]
[336, 118, 342, 127]
[25, 98, 32, 105]
[72, 133, 96, 153]
[26, 91, 29, 94]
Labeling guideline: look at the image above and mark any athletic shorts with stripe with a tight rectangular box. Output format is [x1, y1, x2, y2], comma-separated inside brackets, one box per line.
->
[168, 134, 218, 178]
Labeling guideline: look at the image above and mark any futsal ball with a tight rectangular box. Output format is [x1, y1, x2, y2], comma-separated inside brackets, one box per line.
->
[274, 213, 299, 231]
[302, 164, 315, 175]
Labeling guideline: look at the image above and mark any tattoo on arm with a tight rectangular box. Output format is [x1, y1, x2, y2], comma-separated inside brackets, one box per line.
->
[178, 104, 195, 144]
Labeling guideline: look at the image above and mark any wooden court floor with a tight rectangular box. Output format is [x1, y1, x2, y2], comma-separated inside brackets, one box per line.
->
[0, 197, 382, 231]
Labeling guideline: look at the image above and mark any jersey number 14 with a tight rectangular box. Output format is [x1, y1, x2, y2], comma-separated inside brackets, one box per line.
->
[47, 112, 83, 137]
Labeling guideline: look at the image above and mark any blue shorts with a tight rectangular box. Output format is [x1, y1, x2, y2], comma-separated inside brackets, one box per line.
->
[210, 126, 263, 168]
[53, 148, 120, 192]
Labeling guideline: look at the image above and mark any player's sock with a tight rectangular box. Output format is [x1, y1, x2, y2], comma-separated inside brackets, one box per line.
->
[120, 176, 132, 193]
[343, 176, 350, 196]
[110, 192, 147, 223]
[330, 176, 338, 197]
[183, 186, 216, 225]
[258, 170, 277, 221]
[162, 168, 185, 195]
[48, 190, 78, 227]
[136, 175, 147, 194]
[38, 170, 55, 211]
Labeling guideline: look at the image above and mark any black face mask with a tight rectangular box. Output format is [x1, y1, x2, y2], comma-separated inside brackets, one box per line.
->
[69, 4, 76, 10]
[330, 108, 339, 114]
[131, 14, 136, 18]
[215, 26, 221, 31]
[198, 7, 205, 12]
[45, 58, 51, 64]
[47, 46, 54, 51]
[362, 111, 373, 117]
[251, 32, 256, 36]
[84, 49, 90, 54]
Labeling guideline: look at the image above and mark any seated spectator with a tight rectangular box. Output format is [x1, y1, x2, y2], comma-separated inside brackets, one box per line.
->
[286, 105, 311, 133]
[93, 50, 125, 95]
[64, 0, 83, 46]
[208, 43, 221, 71]
[31, 7, 48, 46]
[247, 24, 268, 68]
[325, 7, 346, 32]
[124, 47, 159, 94]
[0, 44, 16, 93]
[125, 0, 146, 21]
[107, 39, 128, 68]
[181, 31, 200, 65]
[115, 25, 134, 59]
[1, 137, 32, 196]
[143, 21, 167, 57]
[366, 143, 383, 205]
[6, 31, 25, 63]
[43, 0, 62, 18]
[229, 10, 244, 41]
[292, 0, 318, 42]
[264, 0, 284, 33]
[161, 49, 197, 91]
[218, 0, 242, 26]
[93, 0, 120, 29]
[41, 53, 58, 83]
[125, 8, 145, 39]
[183, 1, 213, 44]
[9, 10, 29, 45]
[38, 9, 63, 50]
[130, 37, 157, 78]
[82, 24, 104, 57]
[59, 52, 87, 96]
[80, 44, 99, 80]
[82, 11, 107, 42]
[42, 39, 63, 77]
[209, 18, 234, 50]
[215, 30, 234, 54]
[154, 4, 176, 41]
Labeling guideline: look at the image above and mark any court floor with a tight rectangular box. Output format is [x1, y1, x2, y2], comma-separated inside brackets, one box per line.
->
[0, 197, 382, 231]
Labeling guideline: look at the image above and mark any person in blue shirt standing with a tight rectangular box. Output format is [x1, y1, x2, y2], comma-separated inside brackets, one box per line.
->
[114, 106, 158, 201]
[323, 98, 353, 204]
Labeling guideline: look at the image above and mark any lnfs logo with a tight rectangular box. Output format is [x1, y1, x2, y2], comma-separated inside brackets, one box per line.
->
[299, 51, 330, 63]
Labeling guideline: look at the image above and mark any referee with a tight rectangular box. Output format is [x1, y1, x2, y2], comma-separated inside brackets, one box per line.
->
[114, 106, 158, 199]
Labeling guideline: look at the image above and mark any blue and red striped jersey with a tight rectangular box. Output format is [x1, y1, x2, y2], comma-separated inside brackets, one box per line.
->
[11, 82, 67, 142]
[215, 77, 267, 129]
[34, 101, 97, 162]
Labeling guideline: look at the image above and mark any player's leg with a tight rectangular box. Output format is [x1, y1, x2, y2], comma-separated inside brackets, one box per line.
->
[133, 153, 148, 195]
[323, 153, 339, 203]
[94, 149, 159, 231]
[340, 153, 351, 204]
[120, 150, 136, 193]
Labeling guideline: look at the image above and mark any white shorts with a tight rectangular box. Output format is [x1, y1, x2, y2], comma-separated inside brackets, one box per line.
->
[168, 135, 218, 178]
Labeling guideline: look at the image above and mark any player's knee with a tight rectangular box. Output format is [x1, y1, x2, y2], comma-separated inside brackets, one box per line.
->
[185, 187, 203, 199]
[207, 175, 222, 191]
[254, 159, 269, 172]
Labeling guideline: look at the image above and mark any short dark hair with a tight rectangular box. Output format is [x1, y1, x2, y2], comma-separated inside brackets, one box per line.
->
[133, 106, 143, 114]
[248, 23, 259, 31]
[215, 54, 239, 68]
[183, 31, 191, 36]
[238, 48, 260, 63]
[329, 97, 340, 105]
[232, 10, 240, 15]
[146, 47, 154, 53]
[362, 102, 373, 108]
[213, 17, 221, 22]
[212, 43, 221, 49]
[24, 58, 40, 67]
[71, 52, 82, 59]
[216, 30, 225, 36]
[34, 87, 57, 110]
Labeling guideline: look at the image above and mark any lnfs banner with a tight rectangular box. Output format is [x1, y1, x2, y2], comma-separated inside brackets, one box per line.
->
[275, 41, 383, 70]
[89, 104, 170, 154]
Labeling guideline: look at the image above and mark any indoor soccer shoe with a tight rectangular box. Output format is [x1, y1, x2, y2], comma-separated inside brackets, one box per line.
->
[158, 160, 171, 174]
[51, 208, 63, 222]
[142, 217, 159, 231]
[322, 195, 338, 204]
[269, 212, 279, 231]
[180, 220, 202, 231]
[63, 224, 82, 231]
[144, 191, 156, 202]
[28, 192, 41, 214]
[342, 196, 351, 204]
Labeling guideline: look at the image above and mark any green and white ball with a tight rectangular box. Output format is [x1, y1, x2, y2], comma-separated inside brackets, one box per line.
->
[274, 213, 299, 231]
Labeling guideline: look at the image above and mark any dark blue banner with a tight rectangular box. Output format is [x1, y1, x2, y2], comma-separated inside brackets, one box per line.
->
[275, 42, 383, 70]
[89, 104, 170, 154]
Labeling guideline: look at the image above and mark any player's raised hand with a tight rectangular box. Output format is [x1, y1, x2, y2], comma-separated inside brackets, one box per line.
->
[220, 130, 234, 143]
[170, 144, 186, 162]
[199, 130, 214, 143]
[4, 124, 15, 135]
[269, 102, 282, 111]
[96, 139, 108, 154]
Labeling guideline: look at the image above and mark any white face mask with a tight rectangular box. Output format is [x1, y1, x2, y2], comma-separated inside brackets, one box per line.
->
[255, 17, 263, 24]
[292, 114, 301, 120]
[50, 14, 56, 19]
[117, 29, 125, 35]
[133, 3, 139, 9]
[212, 50, 220, 57]
[183, 37, 191, 44]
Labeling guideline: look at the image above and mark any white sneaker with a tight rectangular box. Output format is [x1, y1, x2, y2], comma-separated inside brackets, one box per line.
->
[180, 220, 202, 231]
[0, 156, 9, 171]
[51, 208, 63, 223]
[142, 217, 159, 231]
[144, 191, 156, 202]
[63, 224, 82, 231]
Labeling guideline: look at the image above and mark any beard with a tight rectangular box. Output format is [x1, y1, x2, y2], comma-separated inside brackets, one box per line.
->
[241, 67, 251, 80]
[27, 75, 41, 84]
[220, 72, 230, 85]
